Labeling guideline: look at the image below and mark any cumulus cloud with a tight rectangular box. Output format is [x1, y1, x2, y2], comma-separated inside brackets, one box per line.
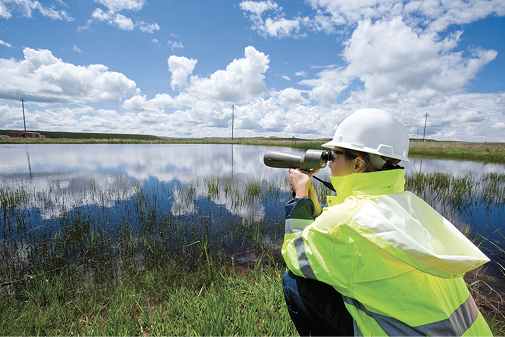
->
[123, 47, 270, 119]
[168, 55, 197, 91]
[0, 48, 139, 103]
[299, 17, 497, 106]
[187, 46, 269, 102]
[122, 93, 177, 112]
[274, 87, 309, 106]
[342, 18, 497, 102]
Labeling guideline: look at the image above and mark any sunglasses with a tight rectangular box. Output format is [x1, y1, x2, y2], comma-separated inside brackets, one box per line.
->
[331, 150, 358, 161]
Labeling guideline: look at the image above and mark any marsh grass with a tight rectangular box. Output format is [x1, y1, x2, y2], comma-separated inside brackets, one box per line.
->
[0, 171, 504, 335]
[405, 171, 505, 220]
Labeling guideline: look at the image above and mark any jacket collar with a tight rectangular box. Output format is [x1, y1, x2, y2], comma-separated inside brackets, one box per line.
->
[327, 169, 405, 205]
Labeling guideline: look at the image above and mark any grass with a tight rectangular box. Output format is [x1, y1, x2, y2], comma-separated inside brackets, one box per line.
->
[0, 261, 295, 336]
[2, 134, 505, 164]
[0, 167, 504, 334]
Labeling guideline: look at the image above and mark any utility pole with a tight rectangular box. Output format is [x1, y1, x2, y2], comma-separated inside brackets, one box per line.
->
[20, 98, 27, 137]
[231, 104, 235, 141]
[422, 112, 428, 142]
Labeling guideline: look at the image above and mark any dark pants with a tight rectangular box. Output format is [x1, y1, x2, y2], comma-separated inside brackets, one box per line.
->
[282, 270, 354, 336]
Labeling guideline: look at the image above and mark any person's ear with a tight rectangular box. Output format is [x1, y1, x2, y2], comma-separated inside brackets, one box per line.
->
[355, 157, 365, 173]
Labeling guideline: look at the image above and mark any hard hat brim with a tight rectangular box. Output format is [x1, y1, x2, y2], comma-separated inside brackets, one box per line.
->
[321, 140, 410, 162]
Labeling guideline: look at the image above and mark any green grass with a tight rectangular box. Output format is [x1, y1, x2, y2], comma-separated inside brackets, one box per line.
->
[0, 261, 295, 336]
[3, 133, 504, 164]
[0, 129, 160, 141]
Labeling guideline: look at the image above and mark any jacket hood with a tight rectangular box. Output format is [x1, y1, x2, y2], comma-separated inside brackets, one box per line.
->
[325, 169, 489, 278]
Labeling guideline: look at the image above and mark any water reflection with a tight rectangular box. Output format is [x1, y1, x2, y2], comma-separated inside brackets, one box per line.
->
[1, 144, 504, 276]
[1, 144, 505, 219]
[406, 157, 505, 176]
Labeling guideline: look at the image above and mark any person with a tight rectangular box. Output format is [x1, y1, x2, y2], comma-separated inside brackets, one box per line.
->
[282, 108, 492, 336]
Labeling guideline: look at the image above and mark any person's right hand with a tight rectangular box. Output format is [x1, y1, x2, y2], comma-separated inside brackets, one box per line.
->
[288, 168, 319, 198]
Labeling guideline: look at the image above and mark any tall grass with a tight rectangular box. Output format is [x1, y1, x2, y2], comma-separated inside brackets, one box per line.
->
[0, 171, 504, 335]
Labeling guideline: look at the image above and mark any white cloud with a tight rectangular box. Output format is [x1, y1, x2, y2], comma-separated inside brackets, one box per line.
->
[263, 16, 303, 38]
[94, 0, 145, 12]
[91, 7, 109, 20]
[491, 122, 505, 130]
[0, 48, 139, 104]
[168, 55, 197, 91]
[139, 21, 159, 33]
[187, 46, 269, 103]
[141, 47, 270, 108]
[307, 0, 505, 32]
[239, 0, 278, 16]
[112, 13, 134, 30]
[118, 47, 271, 132]
[0, 0, 73, 21]
[91, 0, 157, 32]
[298, 17, 497, 106]
[0, 39, 12, 47]
[240, 0, 307, 38]
[0, 2, 11, 18]
[241, 0, 505, 38]
[274, 87, 309, 106]
[341, 17, 497, 102]
[167, 40, 184, 51]
[122, 93, 177, 112]
[92, 9, 134, 30]
[73, 45, 83, 53]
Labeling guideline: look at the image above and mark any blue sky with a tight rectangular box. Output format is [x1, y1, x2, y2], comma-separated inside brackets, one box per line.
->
[0, 0, 504, 142]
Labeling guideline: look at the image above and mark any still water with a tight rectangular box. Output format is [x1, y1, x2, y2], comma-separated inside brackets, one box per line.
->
[1, 143, 504, 277]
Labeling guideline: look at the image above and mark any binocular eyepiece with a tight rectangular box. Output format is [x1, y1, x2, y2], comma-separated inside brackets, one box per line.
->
[263, 149, 333, 171]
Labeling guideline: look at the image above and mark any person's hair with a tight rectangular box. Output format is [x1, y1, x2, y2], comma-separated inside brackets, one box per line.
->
[342, 149, 401, 173]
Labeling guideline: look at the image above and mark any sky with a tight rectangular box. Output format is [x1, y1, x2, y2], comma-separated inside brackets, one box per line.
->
[0, 0, 504, 142]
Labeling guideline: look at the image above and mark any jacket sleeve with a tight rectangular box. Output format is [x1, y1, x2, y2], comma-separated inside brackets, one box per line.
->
[282, 197, 355, 291]
[282, 197, 318, 279]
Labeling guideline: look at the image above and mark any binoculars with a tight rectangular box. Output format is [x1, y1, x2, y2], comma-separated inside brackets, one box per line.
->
[263, 149, 333, 171]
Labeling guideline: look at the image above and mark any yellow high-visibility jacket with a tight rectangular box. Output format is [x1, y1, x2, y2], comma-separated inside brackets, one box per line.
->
[282, 169, 492, 336]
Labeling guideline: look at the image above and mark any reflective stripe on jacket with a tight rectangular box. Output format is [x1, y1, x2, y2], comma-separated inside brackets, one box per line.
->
[282, 169, 492, 336]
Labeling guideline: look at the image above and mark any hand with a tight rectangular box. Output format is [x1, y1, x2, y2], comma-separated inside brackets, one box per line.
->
[289, 168, 320, 198]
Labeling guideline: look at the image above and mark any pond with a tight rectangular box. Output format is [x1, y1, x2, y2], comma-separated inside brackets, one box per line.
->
[1, 143, 504, 288]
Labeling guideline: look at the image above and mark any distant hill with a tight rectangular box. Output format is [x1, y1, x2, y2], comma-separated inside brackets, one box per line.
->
[0, 129, 160, 141]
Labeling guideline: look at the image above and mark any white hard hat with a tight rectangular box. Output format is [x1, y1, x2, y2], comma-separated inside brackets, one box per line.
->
[322, 108, 410, 162]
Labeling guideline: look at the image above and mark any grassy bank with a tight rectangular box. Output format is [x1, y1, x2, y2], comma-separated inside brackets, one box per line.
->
[2, 133, 505, 163]
[0, 259, 294, 336]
